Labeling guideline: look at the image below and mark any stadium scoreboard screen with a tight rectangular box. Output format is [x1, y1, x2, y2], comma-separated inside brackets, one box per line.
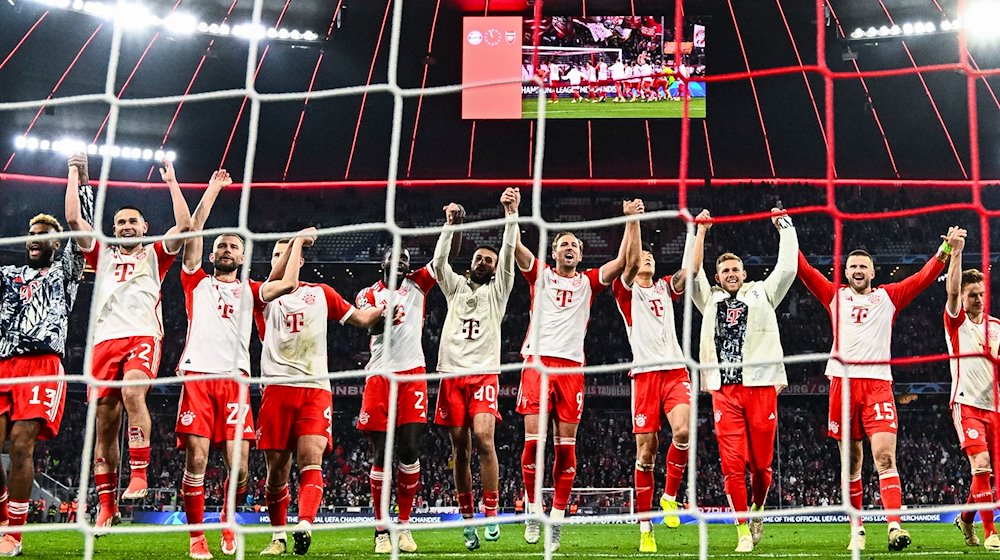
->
[462, 15, 707, 120]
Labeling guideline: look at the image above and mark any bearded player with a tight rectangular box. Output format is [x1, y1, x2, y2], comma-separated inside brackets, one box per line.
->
[612, 209, 698, 553]
[175, 169, 257, 559]
[798, 228, 960, 551]
[514, 200, 640, 551]
[255, 233, 386, 556]
[690, 208, 797, 553]
[355, 227, 460, 554]
[432, 189, 519, 551]
[943, 229, 1000, 551]
[0, 156, 93, 556]
[66, 155, 192, 533]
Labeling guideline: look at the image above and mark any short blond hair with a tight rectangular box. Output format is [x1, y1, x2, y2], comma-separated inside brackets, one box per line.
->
[29, 213, 62, 232]
[715, 252, 742, 269]
[551, 231, 583, 252]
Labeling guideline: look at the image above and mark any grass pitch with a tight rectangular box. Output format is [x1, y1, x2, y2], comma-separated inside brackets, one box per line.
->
[521, 98, 706, 119]
[13, 522, 1000, 559]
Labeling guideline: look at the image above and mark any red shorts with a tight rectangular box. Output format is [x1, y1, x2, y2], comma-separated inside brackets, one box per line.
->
[434, 373, 502, 427]
[952, 403, 999, 456]
[0, 355, 66, 440]
[356, 367, 428, 432]
[256, 385, 332, 453]
[90, 336, 160, 400]
[516, 357, 584, 424]
[827, 377, 898, 440]
[631, 369, 691, 434]
[176, 373, 256, 448]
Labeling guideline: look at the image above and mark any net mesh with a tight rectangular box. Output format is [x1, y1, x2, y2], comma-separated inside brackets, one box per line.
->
[0, 0, 996, 559]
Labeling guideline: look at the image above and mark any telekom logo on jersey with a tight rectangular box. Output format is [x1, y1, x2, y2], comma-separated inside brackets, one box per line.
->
[554, 289, 573, 307]
[851, 306, 869, 324]
[285, 312, 305, 333]
[462, 319, 481, 340]
[113, 262, 135, 282]
[649, 298, 664, 317]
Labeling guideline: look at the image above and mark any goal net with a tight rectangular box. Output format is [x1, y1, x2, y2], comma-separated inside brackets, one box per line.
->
[0, 0, 997, 560]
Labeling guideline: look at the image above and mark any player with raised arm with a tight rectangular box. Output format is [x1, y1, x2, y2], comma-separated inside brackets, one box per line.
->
[255, 233, 385, 556]
[356, 227, 460, 554]
[175, 169, 257, 559]
[797, 229, 959, 551]
[690, 208, 797, 553]
[941, 229, 1000, 550]
[514, 199, 641, 552]
[612, 208, 695, 553]
[432, 189, 519, 551]
[0, 155, 93, 556]
[65, 155, 192, 533]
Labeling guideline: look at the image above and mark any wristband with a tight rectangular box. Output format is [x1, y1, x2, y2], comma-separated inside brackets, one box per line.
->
[939, 242, 953, 256]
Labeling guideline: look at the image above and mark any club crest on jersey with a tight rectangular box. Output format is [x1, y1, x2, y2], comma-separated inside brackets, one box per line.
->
[179, 411, 196, 426]
[828, 420, 840, 435]
[302, 293, 316, 305]
[358, 411, 370, 425]
[398, 285, 410, 296]
[571, 275, 583, 287]
[714, 410, 722, 423]
[231, 286, 242, 298]
[868, 294, 881, 305]
[634, 413, 647, 428]
[968, 427, 980, 440]
[466, 298, 477, 310]
[653, 282, 665, 294]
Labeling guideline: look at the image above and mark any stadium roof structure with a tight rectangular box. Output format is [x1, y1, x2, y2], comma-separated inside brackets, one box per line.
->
[0, 0, 997, 187]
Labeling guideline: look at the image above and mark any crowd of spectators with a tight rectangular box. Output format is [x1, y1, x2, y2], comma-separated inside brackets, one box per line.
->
[2, 181, 994, 515]
[35, 394, 970, 514]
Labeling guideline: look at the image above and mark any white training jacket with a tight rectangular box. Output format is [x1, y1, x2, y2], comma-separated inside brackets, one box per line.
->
[690, 226, 798, 392]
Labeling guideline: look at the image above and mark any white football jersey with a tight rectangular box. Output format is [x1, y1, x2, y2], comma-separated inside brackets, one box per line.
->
[520, 259, 607, 364]
[799, 254, 945, 382]
[356, 267, 436, 374]
[177, 267, 253, 375]
[613, 276, 686, 374]
[83, 241, 176, 344]
[433, 220, 516, 373]
[945, 308, 1000, 412]
[253, 281, 355, 391]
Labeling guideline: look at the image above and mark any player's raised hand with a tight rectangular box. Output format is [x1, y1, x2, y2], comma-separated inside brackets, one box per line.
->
[695, 209, 712, 232]
[942, 226, 967, 253]
[67, 153, 89, 182]
[501, 187, 519, 214]
[209, 169, 233, 190]
[770, 207, 792, 230]
[443, 202, 465, 225]
[159, 159, 178, 184]
[296, 226, 318, 248]
[623, 198, 644, 216]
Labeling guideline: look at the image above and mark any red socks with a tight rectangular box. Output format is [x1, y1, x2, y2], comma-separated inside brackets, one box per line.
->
[635, 463, 654, 514]
[849, 475, 864, 526]
[6, 501, 27, 542]
[397, 461, 420, 523]
[298, 467, 324, 524]
[484, 490, 499, 518]
[265, 484, 290, 529]
[95, 470, 118, 511]
[521, 436, 540, 504]
[457, 492, 475, 518]
[552, 437, 577, 511]
[0, 486, 9, 524]
[128, 445, 150, 483]
[182, 471, 206, 537]
[967, 469, 996, 534]
[878, 469, 902, 524]
[664, 441, 689, 499]
[370, 466, 386, 528]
